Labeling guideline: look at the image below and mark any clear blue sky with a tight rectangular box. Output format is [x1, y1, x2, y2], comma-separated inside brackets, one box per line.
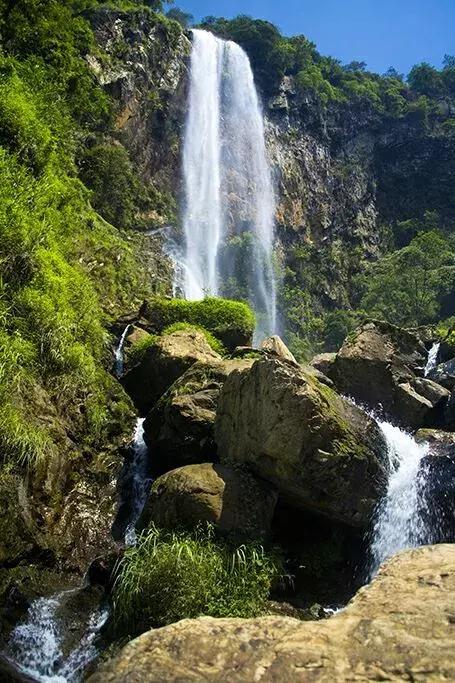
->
[170, 0, 454, 75]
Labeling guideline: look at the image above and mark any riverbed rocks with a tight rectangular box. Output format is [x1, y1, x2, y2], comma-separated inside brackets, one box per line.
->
[121, 330, 221, 415]
[143, 358, 254, 474]
[328, 320, 450, 429]
[88, 544, 455, 682]
[139, 463, 277, 538]
[215, 357, 388, 527]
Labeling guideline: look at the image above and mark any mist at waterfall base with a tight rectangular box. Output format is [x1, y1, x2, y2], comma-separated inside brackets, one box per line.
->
[179, 29, 277, 343]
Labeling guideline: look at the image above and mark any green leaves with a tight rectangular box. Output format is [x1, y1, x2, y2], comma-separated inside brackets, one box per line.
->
[112, 525, 281, 634]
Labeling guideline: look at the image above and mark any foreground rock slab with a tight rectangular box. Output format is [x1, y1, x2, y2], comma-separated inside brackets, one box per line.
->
[89, 544, 455, 682]
[215, 357, 387, 527]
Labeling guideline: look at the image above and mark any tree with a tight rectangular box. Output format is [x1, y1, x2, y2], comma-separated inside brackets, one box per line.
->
[384, 67, 404, 81]
[343, 60, 367, 73]
[443, 55, 455, 69]
[167, 7, 193, 28]
[408, 63, 444, 98]
[359, 231, 455, 327]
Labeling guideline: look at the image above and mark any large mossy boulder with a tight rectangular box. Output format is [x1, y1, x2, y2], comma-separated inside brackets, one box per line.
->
[88, 545, 455, 682]
[215, 357, 388, 528]
[121, 329, 221, 415]
[329, 320, 450, 429]
[138, 463, 277, 539]
[143, 358, 254, 475]
[141, 297, 255, 351]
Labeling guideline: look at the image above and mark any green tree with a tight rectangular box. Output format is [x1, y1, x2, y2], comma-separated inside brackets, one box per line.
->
[167, 7, 193, 27]
[408, 63, 444, 98]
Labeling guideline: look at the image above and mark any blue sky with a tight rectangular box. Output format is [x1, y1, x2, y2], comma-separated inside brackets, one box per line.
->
[170, 0, 454, 75]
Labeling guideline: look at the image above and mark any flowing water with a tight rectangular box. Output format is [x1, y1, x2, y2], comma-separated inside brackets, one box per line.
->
[424, 341, 441, 376]
[368, 420, 430, 576]
[5, 590, 108, 683]
[124, 417, 151, 546]
[114, 325, 131, 377]
[182, 29, 277, 341]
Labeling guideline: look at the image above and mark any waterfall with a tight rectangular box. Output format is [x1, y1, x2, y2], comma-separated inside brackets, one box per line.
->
[368, 421, 430, 575]
[114, 325, 130, 378]
[5, 590, 108, 683]
[424, 341, 440, 376]
[182, 29, 277, 342]
[124, 417, 151, 546]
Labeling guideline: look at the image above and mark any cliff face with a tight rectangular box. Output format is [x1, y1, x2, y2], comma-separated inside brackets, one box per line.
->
[86, 10, 454, 317]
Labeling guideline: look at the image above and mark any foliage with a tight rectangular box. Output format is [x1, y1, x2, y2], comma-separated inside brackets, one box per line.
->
[112, 524, 281, 634]
[145, 297, 256, 341]
[127, 332, 158, 366]
[166, 7, 193, 28]
[358, 231, 455, 327]
[162, 323, 226, 355]
[78, 143, 174, 228]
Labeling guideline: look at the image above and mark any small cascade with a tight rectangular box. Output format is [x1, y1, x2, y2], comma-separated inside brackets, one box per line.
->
[124, 417, 151, 545]
[5, 591, 108, 683]
[114, 325, 131, 378]
[368, 421, 430, 576]
[424, 341, 441, 377]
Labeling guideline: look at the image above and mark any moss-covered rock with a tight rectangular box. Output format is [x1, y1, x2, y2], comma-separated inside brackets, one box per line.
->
[215, 357, 388, 527]
[121, 329, 221, 415]
[139, 463, 277, 539]
[143, 358, 254, 475]
[141, 297, 255, 351]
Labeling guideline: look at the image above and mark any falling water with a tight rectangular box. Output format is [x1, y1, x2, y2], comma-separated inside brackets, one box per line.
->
[424, 341, 441, 377]
[369, 421, 430, 575]
[124, 417, 151, 546]
[114, 325, 131, 378]
[5, 591, 108, 683]
[182, 29, 277, 341]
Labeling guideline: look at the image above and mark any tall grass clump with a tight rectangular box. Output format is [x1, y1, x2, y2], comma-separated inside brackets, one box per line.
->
[112, 525, 281, 634]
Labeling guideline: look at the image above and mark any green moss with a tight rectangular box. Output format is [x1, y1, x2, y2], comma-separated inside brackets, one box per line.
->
[162, 323, 226, 356]
[112, 524, 281, 635]
[128, 333, 159, 366]
[145, 297, 255, 344]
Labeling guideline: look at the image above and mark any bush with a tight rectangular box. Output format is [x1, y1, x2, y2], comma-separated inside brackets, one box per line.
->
[162, 323, 226, 355]
[112, 525, 280, 634]
[144, 297, 255, 347]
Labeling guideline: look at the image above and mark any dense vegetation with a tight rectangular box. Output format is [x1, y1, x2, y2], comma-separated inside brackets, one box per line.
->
[113, 525, 281, 634]
[0, 0, 178, 468]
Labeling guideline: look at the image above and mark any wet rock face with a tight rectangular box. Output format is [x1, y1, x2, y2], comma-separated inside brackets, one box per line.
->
[329, 320, 450, 429]
[215, 357, 388, 528]
[88, 545, 455, 683]
[139, 463, 278, 539]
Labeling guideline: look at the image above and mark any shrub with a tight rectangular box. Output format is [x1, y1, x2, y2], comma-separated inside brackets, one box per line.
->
[162, 322, 226, 355]
[127, 333, 158, 366]
[144, 297, 255, 346]
[112, 525, 280, 634]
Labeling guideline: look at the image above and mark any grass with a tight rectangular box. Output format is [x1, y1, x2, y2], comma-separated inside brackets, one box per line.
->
[112, 524, 281, 634]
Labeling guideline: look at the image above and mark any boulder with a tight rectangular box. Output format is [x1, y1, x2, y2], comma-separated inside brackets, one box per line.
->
[309, 352, 336, 377]
[121, 330, 221, 415]
[215, 357, 388, 528]
[444, 391, 455, 430]
[138, 463, 277, 539]
[330, 320, 449, 429]
[88, 544, 455, 683]
[143, 358, 254, 475]
[260, 336, 297, 364]
[429, 357, 455, 390]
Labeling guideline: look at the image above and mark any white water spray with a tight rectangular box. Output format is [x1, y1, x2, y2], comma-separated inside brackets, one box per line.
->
[369, 421, 429, 575]
[182, 29, 277, 341]
[6, 591, 108, 683]
[424, 341, 440, 377]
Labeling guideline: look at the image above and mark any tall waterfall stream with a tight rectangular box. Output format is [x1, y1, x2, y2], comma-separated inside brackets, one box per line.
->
[180, 29, 277, 342]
